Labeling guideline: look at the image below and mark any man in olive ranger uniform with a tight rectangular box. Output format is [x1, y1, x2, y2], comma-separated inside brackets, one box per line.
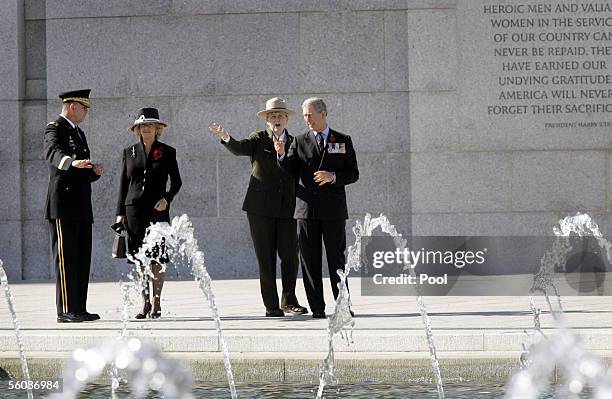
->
[44, 89, 105, 323]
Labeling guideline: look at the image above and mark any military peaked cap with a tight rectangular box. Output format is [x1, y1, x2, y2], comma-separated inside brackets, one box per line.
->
[59, 89, 91, 108]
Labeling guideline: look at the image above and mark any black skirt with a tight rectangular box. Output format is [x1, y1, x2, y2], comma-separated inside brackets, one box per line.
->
[125, 205, 170, 264]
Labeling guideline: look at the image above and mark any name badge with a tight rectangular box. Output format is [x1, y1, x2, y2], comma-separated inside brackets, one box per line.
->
[326, 143, 346, 154]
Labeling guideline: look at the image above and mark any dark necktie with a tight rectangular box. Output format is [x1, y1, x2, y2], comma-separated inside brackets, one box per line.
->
[75, 126, 84, 142]
[316, 133, 324, 152]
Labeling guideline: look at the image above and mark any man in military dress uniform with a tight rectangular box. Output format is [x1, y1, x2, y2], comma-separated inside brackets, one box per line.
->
[44, 89, 105, 323]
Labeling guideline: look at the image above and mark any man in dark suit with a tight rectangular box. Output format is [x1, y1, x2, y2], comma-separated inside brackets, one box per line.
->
[288, 97, 359, 318]
[44, 89, 105, 323]
[210, 97, 307, 317]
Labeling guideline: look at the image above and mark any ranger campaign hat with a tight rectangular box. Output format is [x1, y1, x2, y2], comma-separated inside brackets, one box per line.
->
[59, 89, 91, 108]
[130, 108, 168, 131]
[256, 97, 294, 119]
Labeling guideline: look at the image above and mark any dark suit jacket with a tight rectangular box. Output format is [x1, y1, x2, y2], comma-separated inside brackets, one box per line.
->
[116, 139, 182, 216]
[288, 128, 359, 220]
[222, 129, 295, 219]
[44, 116, 100, 222]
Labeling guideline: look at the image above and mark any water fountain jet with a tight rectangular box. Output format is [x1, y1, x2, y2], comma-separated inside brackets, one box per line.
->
[0, 259, 33, 399]
[316, 213, 445, 399]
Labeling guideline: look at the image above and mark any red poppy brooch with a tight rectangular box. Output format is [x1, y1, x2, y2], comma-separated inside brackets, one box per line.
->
[152, 148, 163, 161]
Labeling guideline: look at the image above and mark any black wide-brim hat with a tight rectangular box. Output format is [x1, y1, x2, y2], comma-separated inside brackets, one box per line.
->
[130, 107, 168, 131]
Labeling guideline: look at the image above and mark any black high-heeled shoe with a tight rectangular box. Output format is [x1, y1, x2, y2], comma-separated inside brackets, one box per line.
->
[151, 304, 161, 319]
[135, 303, 151, 319]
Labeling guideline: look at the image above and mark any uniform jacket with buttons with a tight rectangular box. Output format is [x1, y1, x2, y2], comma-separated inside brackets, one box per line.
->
[116, 139, 182, 216]
[287, 128, 359, 220]
[44, 116, 101, 222]
[222, 129, 296, 219]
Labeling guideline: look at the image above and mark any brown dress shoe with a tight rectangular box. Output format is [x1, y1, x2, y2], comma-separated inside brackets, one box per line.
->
[281, 304, 308, 315]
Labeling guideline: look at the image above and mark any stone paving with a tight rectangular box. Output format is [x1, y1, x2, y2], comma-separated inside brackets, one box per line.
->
[1, 278, 611, 381]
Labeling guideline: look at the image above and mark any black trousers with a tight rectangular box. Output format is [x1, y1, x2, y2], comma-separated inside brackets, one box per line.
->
[49, 219, 92, 315]
[297, 218, 347, 313]
[247, 213, 299, 311]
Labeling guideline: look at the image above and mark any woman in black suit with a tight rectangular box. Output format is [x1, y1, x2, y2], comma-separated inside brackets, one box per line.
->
[116, 108, 182, 319]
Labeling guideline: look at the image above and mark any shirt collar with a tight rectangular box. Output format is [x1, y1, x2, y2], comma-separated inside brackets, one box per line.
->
[59, 114, 76, 129]
[315, 126, 330, 141]
[274, 129, 287, 141]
